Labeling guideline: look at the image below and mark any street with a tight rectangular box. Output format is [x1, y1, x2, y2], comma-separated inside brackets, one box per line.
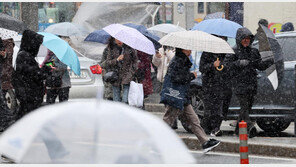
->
[191, 150, 296, 164]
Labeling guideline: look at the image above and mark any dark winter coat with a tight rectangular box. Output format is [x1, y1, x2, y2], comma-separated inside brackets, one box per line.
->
[106, 44, 138, 87]
[227, 27, 272, 95]
[1, 38, 14, 90]
[14, 30, 51, 107]
[199, 52, 230, 93]
[136, 51, 153, 96]
[166, 49, 195, 105]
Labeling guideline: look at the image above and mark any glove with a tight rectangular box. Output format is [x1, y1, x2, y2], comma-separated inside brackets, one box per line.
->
[239, 59, 250, 66]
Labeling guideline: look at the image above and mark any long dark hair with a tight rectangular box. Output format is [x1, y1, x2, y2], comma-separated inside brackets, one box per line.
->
[175, 48, 183, 56]
[107, 37, 116, 50]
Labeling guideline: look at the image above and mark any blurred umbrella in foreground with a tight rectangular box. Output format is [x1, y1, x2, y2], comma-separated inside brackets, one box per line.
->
[257, 24, 284, 90]
[0, 100, 195, 164]
[103, 24, 155, 55]
[37, 32, 81, 75]
[159, 31, 234, 54]
[0, 13, 26, 33]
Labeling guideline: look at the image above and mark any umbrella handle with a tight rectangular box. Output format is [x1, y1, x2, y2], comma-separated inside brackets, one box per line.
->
[216, 58, 224, 71]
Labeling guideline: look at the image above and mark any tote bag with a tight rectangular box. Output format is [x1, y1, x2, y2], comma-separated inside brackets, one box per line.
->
[160, 74, 189, 110]
[128, 81, 144, 107]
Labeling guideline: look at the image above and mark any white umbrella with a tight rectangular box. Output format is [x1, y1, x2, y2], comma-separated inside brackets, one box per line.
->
[44, 22, 89, 37]
[0, 100, 195, 164]
[147, 23, 186, 34]
[0, 28, 18, 40]
[103, 24, 155, 55]
[159, 30, 234, 54]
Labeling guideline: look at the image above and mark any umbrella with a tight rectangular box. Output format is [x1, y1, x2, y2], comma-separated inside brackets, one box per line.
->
[191, 19, 242, 38]
[0, 28, 18, 40]
[147, 23, 186, 34]
[44, 22, 89, 37]
[37, 32, 80, 75]
[159, 31, 234, 54]
[0, 100, 196, 164]
[0, 13, 26, 33]
[257, 24, 284, 90]
[85, 23, 161, 50]
[103, 24, 155, 55]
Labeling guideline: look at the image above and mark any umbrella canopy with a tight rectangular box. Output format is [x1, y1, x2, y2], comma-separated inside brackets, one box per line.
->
[147, 23, 186, 34]
[0, 28, 18, 40]
[0, 100, 195, 164]
[191, 19, 242, 38]
[0, 13, 26, 33]
[37, 32, 80, 75]
[44, 22, 89, 37]
[257, 24, 284, 90]
[103, 24, 155, 55]
[85, 23, 161, 50]
[159, 31, 234, 54]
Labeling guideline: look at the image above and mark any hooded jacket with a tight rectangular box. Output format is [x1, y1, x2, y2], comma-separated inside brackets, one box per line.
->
[14, 30, 50, 105]
[227, 27, 272, 95]
[166, 48, 195, 105]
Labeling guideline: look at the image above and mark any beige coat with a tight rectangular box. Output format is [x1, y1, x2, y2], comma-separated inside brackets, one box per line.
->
[152, 47, 175, 82]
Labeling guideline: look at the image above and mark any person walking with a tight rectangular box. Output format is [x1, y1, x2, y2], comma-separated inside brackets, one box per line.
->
[42, 50, 71, 104]
[105, 38, 138, 103]
[136, 50, 153, 98]
[161, 47, 220, 153]
[0, 38, 15, 131]
[0, 38, 15, 110]
[226, 27, 273, 137]
[13, 30, 52, 119]
[199, 35, 232, 136]
[100, 44, 113, 100]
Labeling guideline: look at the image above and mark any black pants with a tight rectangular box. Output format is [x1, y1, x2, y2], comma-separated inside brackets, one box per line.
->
[202, 90, 223, 134]
[235, 94, 255, 132]
[46, 87, 70, 104]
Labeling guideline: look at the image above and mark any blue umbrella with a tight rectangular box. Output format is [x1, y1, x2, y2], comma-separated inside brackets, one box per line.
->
[38, 32, 81, 75]
[85, 23, 161, 49]
[191, 19, 242, 38]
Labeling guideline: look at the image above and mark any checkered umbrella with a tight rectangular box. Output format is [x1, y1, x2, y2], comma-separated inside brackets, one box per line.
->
[159, 30, 234, 54]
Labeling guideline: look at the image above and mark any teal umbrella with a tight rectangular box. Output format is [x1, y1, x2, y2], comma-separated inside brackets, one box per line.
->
[37, 32, 80, 75]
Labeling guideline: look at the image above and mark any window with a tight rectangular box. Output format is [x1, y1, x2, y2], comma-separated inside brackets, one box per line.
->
[198, 2, 204, 13]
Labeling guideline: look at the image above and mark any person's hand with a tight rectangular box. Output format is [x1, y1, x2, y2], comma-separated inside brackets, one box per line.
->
[117, 54, 124, 61]
[192, 71, 197, 78]
[214, 60, 221, 67]
[155, 52, 162, 58]
[239, 59, 250, 66]
[0, 51, 6, 57]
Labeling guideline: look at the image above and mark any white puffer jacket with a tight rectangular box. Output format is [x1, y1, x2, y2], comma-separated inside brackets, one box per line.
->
[152, 47, 175, 82]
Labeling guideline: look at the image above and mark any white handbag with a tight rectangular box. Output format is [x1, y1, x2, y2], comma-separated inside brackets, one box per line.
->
[128, 81, 144, 107]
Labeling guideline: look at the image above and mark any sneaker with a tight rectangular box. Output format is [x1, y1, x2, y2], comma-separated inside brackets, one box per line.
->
[202, 139, 220, 153]
[210, 130, 222, 137]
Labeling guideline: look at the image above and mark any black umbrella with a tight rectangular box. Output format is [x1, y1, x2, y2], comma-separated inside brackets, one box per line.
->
[0, 13, 27, 33]
[257, 24, 284, 90]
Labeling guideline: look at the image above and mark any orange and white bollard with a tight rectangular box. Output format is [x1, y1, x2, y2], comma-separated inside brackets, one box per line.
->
[239, 120, 249, 164]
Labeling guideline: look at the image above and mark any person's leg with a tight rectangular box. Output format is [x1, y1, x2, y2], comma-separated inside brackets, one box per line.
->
[58, 87, 70, 102]
[112, 86, 121, 102]
[46, 89, 58, 104]
[235, 95, 252, 134]
[163, 105, 181, 128]
[122, 84, 130, 104]
[182, 104, 208, 144]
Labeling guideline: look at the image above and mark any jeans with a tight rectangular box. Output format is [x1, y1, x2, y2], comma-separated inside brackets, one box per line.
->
[112, 84, 130, 103]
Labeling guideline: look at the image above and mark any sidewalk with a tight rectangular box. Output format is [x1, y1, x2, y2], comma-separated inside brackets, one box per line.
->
[145, 102, 296, 159]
